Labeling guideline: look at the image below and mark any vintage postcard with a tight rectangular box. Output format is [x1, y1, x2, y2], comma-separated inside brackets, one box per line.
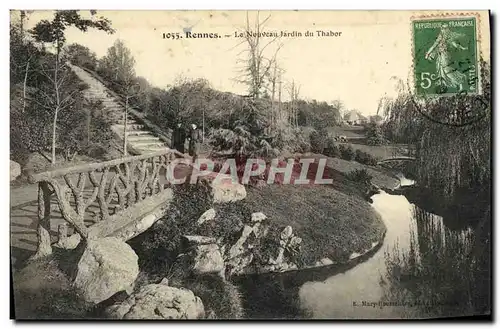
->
[9, 10, 491, 320]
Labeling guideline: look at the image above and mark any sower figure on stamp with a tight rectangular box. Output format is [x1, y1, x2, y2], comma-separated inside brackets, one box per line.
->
[171, 121, 187, 154]
[425, 23, 468, 91]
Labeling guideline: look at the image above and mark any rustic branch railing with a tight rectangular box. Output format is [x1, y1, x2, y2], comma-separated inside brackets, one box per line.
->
[29, 149, 185, 259]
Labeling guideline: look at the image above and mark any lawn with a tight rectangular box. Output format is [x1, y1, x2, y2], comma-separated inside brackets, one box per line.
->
[340, 141, 410, 160]
[241, 164, 387, 266]
[327, 125, 366, 138]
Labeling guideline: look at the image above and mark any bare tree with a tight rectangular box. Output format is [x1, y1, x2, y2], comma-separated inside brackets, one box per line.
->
[267, 61, 286, 130]
[235, 11, 283, 99]
[287, 79, 301, 127]
[30, 10, 114, 164]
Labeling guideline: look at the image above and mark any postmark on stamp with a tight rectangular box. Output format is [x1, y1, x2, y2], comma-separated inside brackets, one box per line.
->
[412, 15, 480, 96]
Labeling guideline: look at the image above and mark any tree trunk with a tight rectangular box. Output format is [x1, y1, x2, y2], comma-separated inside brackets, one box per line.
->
[123, 96, 129, 155]
[32, 182, 53, 259]
[22, 59, 30, 113]
[51, 44, 61, 165]
[86, 108, 91, 146]
[51, 106, 59, 164]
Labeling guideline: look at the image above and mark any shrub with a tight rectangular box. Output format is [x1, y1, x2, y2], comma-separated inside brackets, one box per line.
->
[177, 274, 244, 319]
[339, 144, 355, 161]
[309, 129, 326, 154]
[197, 201, 251, 247]
[13, 258, 93, 319]
[353, 149, 378, 166]
[128, 179, 214, 274]
[346, 169, 373, 185]
[324, 137, 341, 158]
[275, 128, 312, 154]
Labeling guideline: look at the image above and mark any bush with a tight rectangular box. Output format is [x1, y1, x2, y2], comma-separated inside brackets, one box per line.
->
[309, 129, 326, 154]
[13, 258, 93, 319]
[177, 274, 244, 319]
[274, 128, 312, 154]
[346, 169, 373, 185]
[339, 144, 355, 161]
[197, 201, 251, 247]
[353, 149, 378, 166]
[324, 137, 341, 158]
[128, 179, 214, 274]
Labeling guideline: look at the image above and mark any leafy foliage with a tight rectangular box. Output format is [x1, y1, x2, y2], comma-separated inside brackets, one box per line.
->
[346, 168, 373, 185]
[10, 11, 116, 165]
[365, 121, 388, 145]
[63, 43, 98, 70]
[309, 128, 327, 153]
[381, 61, 491, 201]
[324, 137, 341, 158]
[129, 180, 214, 273]
[30, 10, 114, 53]
[339, 144, 356, 161]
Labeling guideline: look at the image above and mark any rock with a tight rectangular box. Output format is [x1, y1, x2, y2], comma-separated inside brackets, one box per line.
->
[349, 252, 362, 260]
[10, 160, 21, 182]
[182, 235, 216, 246]
[251, 212, 267, 223]
[227, 225, 254, 260]
[53, 233, 81, 250]
[197, 208, 216, 225]
[226, 253, 254, 276]
[315, 258, 334, 267]
[73, 237, 139, 304]
[211, 174, 247, 203]
[191, 244, 225, 275]
[106, 284, 205, 319]
[160, 278, 169, 286]
[280, 226, 293, 240]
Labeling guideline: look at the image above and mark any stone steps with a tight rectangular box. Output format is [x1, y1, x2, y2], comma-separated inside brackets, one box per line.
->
[129, 140, 165, 148]
[114, 123, 145, 131]
[126, 130, 155, 137]
[70, 63, 170, 156]
[135, 145, 169, 153]
[127, 135, 161, 142]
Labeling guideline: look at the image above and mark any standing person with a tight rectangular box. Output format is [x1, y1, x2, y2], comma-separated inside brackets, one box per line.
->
[171, 122, 186, 154]
[188, 123, 199, 158]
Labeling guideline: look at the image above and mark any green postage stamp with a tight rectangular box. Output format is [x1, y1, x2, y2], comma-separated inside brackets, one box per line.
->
[412, 15, 480, 96]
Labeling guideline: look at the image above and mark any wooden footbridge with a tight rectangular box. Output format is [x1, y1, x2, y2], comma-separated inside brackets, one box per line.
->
[27, 149, 186, 259]
[377, 156, 416, 165]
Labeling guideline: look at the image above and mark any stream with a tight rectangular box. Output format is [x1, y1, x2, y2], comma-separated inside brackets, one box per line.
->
[237, 175, 480, 319]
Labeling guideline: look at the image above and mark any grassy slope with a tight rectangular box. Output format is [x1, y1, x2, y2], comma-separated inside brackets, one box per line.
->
[327, 125, 366, 138]
[303, 153, 400, 189]
[241, 164, 387, 266]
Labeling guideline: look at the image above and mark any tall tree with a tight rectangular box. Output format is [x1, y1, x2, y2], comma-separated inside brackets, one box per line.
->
[235, 11, 282, 99]
[99, 39, 138, 155]
[30, 10, 114, 164]
[287, 80, 301, 127]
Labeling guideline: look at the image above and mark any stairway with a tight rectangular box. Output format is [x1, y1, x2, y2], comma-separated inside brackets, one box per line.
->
[69, 63, 171, 155]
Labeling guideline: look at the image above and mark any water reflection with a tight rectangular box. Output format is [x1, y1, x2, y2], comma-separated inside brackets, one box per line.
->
[237, 179, 487, 319]
[299, 191, 415, 319]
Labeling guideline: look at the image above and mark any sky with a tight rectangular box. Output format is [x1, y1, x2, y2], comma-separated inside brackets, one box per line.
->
[16, 10, 491, 116]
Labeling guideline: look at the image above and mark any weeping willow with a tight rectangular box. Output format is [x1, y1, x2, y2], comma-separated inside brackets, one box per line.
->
[381, 61, 491, 201]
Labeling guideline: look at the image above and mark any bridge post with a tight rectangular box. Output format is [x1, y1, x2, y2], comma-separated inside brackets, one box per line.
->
[33, 181, 53, 259]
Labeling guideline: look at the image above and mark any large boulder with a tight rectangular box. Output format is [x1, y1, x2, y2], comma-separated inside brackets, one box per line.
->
[181, 235, 224, 275]
[191, 244, 224, 275]
[210, 174, 246, 203]
[106, 280, 205, 319]
[73, 237, 139, 304]
[10, 160, 21, 181]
